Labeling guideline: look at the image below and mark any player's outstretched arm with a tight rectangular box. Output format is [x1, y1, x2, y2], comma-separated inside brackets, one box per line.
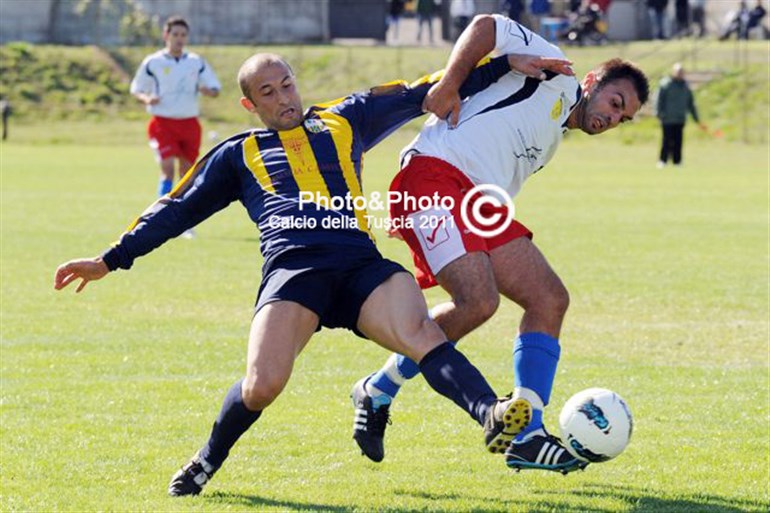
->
[54, 257, 109, 293]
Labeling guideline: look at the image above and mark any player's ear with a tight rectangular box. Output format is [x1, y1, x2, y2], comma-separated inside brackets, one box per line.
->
[582, 71, 598, 94]
[240, 96, 257, 113]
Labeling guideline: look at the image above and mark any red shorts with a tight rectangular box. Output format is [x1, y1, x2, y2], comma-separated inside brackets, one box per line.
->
[147, 116, 201, 163]
[390, 155, 533, 289]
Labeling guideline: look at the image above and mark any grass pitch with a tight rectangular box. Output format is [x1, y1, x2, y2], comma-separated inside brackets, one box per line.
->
[1, 31, 769, 513]
[1, 119, 768, 512]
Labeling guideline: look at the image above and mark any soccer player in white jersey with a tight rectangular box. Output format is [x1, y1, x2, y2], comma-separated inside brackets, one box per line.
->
[352, 14, 649, 474]
[130, 16, 220, 226]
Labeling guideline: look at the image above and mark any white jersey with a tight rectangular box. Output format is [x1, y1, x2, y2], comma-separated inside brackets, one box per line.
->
[130, 50, 221, 119]
[401, 15, 581, 199]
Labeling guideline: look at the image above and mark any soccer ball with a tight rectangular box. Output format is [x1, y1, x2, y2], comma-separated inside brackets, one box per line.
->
[558, 388, 633, 463]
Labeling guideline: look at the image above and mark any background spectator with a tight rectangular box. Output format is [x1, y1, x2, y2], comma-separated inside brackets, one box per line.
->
[720, 1, 749, 40]
[674, 0, 690, 36]
[450, 0, 476, 39]
[416, 0, 436, 44]
[743, 0, 767, 38]
[530, 0, 552, 33]
[501, 0, 525, 22]
[0, 96, 10, 141]
[387, 0, 406, 42]
[647, 0, 669, 39]
[656, 63, 704, 168]
[690, 0, 706, 37]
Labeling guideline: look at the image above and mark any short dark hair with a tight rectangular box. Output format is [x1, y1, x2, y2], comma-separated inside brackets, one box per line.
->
[164, 15, 189, 33]
[594, 58, 650, 105]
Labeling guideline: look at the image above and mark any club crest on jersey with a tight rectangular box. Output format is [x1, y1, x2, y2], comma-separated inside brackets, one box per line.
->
[304, 118, 326, 134]
[163, 66, 171, 75]
[550, 97, 563, 120]
[285, 137, 304, 155]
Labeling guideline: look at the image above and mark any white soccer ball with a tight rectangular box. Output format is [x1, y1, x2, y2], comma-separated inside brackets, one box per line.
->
[558, 388, 633, 463]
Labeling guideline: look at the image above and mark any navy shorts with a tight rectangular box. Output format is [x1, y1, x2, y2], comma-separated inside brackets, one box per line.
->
[255, 245, 407, 337]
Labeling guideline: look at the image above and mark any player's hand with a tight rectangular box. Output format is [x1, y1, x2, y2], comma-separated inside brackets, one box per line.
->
[387, 226, 405, 241]
[199, 86, 219, 97]
[507, 54, 574, 80]
[54, 258, 109, 293]
[145, 95, 160, 106]
[423, 80, 462, 128]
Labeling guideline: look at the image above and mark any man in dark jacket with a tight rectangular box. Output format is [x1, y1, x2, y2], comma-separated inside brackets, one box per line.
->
[655, 63, 704, 168]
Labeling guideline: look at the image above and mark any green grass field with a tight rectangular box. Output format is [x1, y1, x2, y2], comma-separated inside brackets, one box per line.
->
[1, 39, 769, 512]
[2, 123, 768, 511]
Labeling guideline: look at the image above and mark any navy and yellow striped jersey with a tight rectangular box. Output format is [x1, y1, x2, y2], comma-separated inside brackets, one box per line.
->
[102, 56, 512, 271]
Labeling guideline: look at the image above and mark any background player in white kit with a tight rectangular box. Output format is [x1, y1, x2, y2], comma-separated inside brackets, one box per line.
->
[352, 14, 649, 473]
[130, 15, 220, 238]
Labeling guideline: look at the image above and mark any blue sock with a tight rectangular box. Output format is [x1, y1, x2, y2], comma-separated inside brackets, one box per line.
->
[199, 379, 262, 470]
[517, 409, 544, 440]
[512, 332, 560, 440]
[369, 342, 456, 400]
[368, 354, 419, 400]
[395, 354, 421, 380]
[419, 342, 496, 426]
[368, 368, 401, 399]
[158, 178, 173, 196]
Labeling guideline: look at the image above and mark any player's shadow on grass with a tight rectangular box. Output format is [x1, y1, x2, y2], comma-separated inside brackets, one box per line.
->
[396, 490, 527, 512]
[208, 490, 509, 512]
[206, 491, 354, 512]
[204, 483, 767, 512]
[536, 483, 766, 512]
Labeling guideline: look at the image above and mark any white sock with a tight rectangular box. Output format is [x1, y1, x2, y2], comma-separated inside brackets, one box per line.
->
[198, 453, 215, 474]
[513, 386, 544, 410]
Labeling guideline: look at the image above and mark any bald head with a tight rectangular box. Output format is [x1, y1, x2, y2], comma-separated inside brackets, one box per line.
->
[238, 53, 303, 131]
[672, 62, 685, 80]
[238, 53, 293, 103]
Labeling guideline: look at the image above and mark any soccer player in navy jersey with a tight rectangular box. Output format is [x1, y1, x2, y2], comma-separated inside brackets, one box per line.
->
[53, 49, 573, 496]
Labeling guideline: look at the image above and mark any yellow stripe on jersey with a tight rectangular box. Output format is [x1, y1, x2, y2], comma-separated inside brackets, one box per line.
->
[243, 134, 276, 194]
[314, 96, 347, 110]
[169, 160, 204, 198]
[278, 126, 331, 202]
[317, 110, 374, 240]
[122, 157, 207, 234]
[409, 71, 444, 88]
[408, 56, 491, 88]
[475, 55, 492, 67]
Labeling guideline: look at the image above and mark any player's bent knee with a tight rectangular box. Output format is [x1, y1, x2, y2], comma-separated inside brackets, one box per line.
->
[396, 316, 446, 362]
[545, 281, 570, 318]
[554, 284, 570, 316]
[457, 292, 499, 327]
[241, 375, 285, 411]
[529, 281, 570, 325]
